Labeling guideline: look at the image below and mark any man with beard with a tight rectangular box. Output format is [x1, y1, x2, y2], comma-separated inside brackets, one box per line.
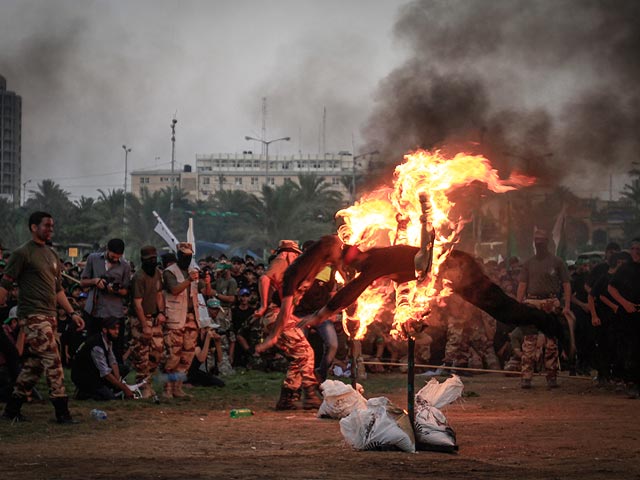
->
[130, 245, 166, 398]
[80, 238, 131, 363]
[71, 317, 134, 400]
[1, 212, 85, 423]
[161, 243, 212, 399]
[516, 229, 571, 389]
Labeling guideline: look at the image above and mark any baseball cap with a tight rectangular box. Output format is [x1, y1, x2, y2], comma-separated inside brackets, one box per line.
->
[238, 288, 251, 296]
[3, 306, 17, 324]
[206, 298, 223, 309]
[140, 245, 158, 260]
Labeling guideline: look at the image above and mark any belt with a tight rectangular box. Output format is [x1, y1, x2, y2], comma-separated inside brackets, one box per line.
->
[526, 295, 556, 300]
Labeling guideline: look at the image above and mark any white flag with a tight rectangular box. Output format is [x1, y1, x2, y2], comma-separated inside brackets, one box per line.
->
[152, 211, 179, 252]
[187, 217, 198, 269]
[552, 205, 567, 255]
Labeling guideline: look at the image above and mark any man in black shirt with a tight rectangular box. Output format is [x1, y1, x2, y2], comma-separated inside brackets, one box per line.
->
[608, 239, 640, 398]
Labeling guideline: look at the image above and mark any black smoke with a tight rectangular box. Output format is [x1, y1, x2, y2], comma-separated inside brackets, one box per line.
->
[363, 0, 640, 189]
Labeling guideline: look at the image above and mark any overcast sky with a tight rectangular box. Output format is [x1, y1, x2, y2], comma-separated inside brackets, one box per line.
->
[1, 0, 637, 201]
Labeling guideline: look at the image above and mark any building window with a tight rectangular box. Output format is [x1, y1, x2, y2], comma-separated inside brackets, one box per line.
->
[331, 177, 340, 185]
[235, 177, 243, 185]
[202, 177, 210, 185]
[253, 160, 260, 168]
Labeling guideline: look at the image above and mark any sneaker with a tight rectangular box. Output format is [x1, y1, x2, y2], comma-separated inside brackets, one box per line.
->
[521, 379, 532, 389]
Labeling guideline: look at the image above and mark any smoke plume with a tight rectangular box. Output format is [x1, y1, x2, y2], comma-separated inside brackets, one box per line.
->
[363, 0, 640, 190]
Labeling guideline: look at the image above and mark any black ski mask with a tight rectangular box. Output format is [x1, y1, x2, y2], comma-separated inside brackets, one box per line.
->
[141, 257, 158, 276]
[177, 251, 192, 270]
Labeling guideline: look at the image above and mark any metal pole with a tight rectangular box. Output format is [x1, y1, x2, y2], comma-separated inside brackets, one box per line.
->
[265, 141, 269, 186]
[122, 145, 131, 239]
[407, 335, 415, 425]
[170, 118, 177, 211]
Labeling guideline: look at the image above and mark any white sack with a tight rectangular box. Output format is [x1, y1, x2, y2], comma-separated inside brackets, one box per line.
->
[340, 397, 415, 453]
[317, 380, 367, 419]
[416, 374, 464, 409]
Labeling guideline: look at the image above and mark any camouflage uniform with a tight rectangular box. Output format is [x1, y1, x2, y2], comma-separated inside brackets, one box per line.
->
[521, 298, 560, 381]
[130, 316, 164, 380]
[15, 315, 66, 398]
[278, 322, 317, 391]
[164, 313, 198, 374]
[265, 306, 316, 390]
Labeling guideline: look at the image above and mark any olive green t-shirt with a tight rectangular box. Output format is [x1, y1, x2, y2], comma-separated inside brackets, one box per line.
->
[132, 268, 163, 315]
[2, 240, 63, 318]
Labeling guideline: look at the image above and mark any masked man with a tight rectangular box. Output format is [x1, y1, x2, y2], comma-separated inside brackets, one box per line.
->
[161, 243, 212, 398]
[130, 245, 166, 398]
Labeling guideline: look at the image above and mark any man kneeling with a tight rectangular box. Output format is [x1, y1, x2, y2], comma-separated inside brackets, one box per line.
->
[72, 317, 133, 400]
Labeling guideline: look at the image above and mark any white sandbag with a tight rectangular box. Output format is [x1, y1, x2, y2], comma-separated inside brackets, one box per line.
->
[340, 397, 415, 453]
[317, 380, 367, 419]
[416, 374, 464, 409]
[414, 375, 463, 452]
[414, 405, 457, 452]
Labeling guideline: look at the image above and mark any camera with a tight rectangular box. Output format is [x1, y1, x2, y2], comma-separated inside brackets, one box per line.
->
[100, 275, 121, 292]
[199, 267, 212, 280]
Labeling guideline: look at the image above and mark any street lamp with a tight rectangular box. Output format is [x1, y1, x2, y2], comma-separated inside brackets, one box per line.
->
[122, 145, 132, 238]
[22, 178, 31, 206]
[352, 150, 379, 202]
[170, 118, 177, 211]
[244, 135, 291, 186]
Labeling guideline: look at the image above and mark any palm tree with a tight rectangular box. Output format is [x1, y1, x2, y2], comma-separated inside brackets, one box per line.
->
[24, 180, 75, 243]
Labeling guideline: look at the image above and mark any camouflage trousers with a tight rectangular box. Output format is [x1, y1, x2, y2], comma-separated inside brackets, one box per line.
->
[521, 334, 558, 380]
[276, 321, 317, 391]
[14, 315, 66, 399]
[130, 316, 164, 381]
[521, 299, 560, 380]
[163, 320, 198, 374]
[444, 318, 500, 369]
[443, 321, 470, 366]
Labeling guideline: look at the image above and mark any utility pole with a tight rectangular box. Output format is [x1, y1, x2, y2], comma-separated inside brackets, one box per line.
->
[170, 117, 177, 211]
[122, 145, 132, 239]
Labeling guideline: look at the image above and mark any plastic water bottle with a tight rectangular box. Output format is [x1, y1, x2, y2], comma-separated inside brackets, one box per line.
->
[90, 409, 108, 421]
[230, 408, 254, 418]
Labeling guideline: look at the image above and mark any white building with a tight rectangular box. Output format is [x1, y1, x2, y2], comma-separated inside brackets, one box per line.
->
[131, 152, 373, 202]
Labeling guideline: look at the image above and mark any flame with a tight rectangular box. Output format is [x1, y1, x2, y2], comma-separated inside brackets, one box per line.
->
[338, 149, 534, 339]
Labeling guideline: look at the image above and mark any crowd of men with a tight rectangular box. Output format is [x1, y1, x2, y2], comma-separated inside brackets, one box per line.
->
[1, 211, 639, 424]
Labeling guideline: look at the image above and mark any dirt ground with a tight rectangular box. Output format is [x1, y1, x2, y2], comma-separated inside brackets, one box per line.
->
[1, 372, 639, 480]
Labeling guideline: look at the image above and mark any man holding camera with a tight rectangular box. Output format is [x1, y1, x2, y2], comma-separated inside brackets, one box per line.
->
[80, 238, 131, 363]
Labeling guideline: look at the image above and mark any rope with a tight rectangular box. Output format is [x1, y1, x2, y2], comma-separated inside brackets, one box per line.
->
[360, 360, 593, 380]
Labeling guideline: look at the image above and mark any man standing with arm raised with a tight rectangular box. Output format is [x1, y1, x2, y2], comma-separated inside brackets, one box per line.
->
[1, 211, 85, 423]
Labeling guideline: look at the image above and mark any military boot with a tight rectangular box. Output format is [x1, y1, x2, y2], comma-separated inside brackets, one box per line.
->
[275, 387, 298, 410]
[162, 381, 174, 399]
[302, 386, 323, 410]
[2, 394, 28, 422]
[51, 396, 79, 424]
[172, 380, 192, 399]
